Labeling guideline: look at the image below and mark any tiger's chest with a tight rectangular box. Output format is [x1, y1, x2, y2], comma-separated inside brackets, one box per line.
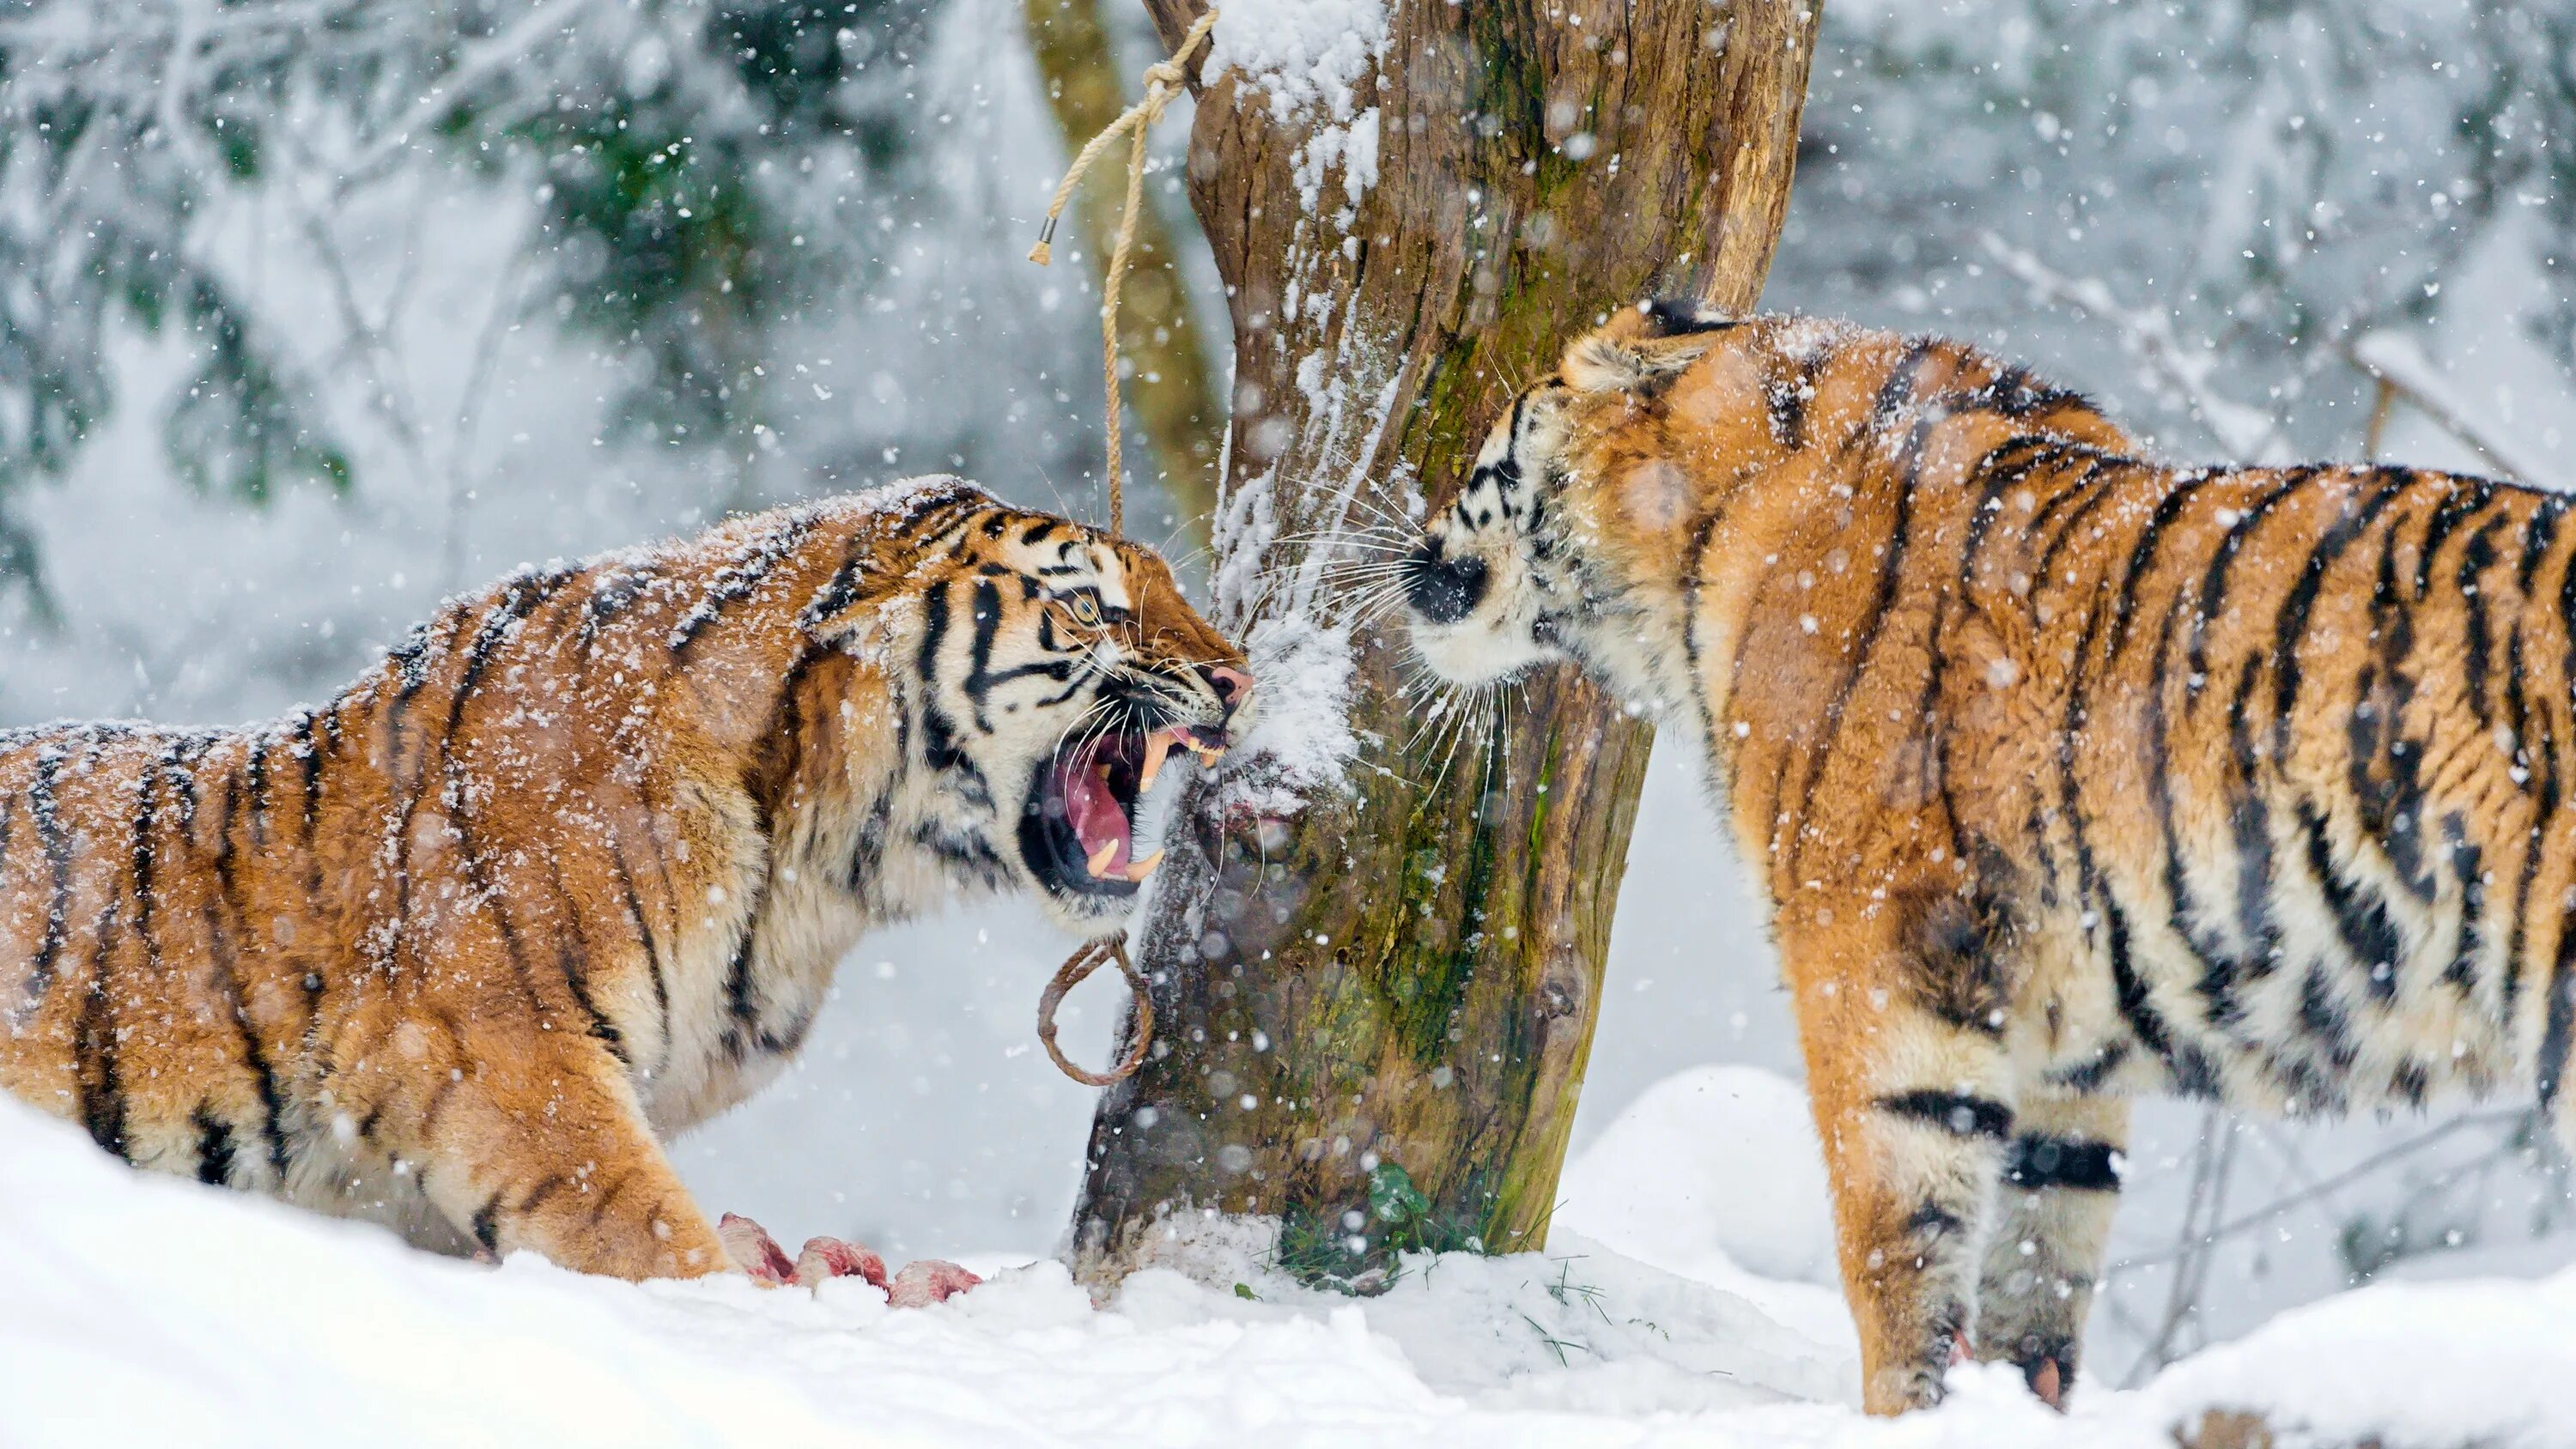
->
[640, 870, 869, 1136]
[633, 794, 998, 1137]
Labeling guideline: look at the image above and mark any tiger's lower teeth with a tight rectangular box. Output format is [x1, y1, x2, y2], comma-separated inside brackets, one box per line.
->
[1085, 841, 1120, 878]
[1121, 849, 1164, 882]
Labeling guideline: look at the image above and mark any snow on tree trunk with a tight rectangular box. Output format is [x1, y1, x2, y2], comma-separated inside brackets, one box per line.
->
[1064, 0, 1820, 1287]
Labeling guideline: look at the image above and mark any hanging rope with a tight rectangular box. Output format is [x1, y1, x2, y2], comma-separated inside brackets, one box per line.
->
[1024, 9, 1220, 1087]
[1025, 6, 1219, 536]
[1036, 937, 1157, 1087]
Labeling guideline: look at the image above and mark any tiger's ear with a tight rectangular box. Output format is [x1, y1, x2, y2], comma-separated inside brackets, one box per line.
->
[1562, 297, 1738, 394]
[797, 561, 919, 658]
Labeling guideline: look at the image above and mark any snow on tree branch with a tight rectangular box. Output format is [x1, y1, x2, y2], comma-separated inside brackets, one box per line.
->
[2348, 330, 2567, 492]
[1981, 233, 2287, 463]
[1205, 0, 1388, 124]
[326, 0, 600, 192]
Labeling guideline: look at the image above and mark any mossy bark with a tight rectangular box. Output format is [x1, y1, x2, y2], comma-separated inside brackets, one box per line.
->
[1022, 0, 1224, 540]
[1066, 0, 1820, 1287]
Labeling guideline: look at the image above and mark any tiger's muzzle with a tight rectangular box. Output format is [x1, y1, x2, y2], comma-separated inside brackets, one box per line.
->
[1018, 664, 1252, 903]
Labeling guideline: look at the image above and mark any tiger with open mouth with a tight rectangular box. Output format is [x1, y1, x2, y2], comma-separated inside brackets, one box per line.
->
[0, 476, 1251, 1288]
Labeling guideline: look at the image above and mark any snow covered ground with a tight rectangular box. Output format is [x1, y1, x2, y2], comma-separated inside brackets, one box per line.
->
[15, 1068, 2576, 1447]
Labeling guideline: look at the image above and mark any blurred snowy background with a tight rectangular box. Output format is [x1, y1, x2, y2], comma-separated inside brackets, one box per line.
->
[5, 0, 2575, 1389]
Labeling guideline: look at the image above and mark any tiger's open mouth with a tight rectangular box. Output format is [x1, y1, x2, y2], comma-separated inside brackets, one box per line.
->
[1021, 722, 1228, 899]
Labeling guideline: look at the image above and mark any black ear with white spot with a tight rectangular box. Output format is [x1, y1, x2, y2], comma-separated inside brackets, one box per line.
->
[798, 558, 914, 652]
[1637, 296, 1741, 337]
[1562, 299, 1736, 395]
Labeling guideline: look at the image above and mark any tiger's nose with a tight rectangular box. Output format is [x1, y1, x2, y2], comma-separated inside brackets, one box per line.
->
[1205, 664, 1254, 721]
[1403, 543, 1489, 625]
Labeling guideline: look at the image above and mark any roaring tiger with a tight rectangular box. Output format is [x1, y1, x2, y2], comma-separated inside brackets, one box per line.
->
[0, 476, 1251, 1285]
[1401, 300, 2576, 1413]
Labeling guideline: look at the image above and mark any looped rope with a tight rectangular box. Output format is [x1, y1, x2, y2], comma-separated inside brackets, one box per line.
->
[1036, 937, 1156, 1086]
[1025, 6, 1219, 536]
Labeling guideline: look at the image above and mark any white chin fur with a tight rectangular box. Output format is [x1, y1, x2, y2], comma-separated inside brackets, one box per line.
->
[1407, 621, 1551, 687]
[1039, 886, 1138, 933]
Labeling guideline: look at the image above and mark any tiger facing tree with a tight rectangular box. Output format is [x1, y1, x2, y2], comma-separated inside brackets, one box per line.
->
[0, 476, 1251, 1288]
[1400, 300, 2576, 1414]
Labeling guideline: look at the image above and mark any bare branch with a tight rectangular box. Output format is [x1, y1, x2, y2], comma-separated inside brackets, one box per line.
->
[2346, 331, 2565, 490]
[2106, 1108, 2530, 1277]
[1982, 233, 2288, 462]
[1139, 0, 1213, 86]
[327, 0, 598, 195]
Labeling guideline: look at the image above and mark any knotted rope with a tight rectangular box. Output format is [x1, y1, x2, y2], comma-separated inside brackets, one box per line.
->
[1025, 9, 1218, 1086]
[1025, 5, 1219, 536]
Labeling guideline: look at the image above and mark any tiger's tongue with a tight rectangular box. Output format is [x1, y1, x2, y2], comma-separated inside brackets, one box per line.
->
[1066, 761, 1130, 875]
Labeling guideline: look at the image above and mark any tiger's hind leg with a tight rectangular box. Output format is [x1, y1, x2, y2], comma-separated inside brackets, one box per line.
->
[1972, 1091, 2128, 1407]
[1778, 876, 2022, 1416]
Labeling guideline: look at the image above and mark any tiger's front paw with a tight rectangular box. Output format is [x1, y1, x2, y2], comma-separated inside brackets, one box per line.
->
[2020, 1354, 2066, 1410]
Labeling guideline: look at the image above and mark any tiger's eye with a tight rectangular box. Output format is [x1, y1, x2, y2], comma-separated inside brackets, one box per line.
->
[1066, 594, 1101, 626]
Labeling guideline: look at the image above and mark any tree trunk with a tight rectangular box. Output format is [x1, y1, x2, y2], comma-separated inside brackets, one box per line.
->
[1067, 0, 1820, 1288]
[1023, 0, 1225, 540]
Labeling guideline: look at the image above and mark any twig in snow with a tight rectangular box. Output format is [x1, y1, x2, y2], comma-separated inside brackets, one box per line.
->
[1518, 1312, 1585, 1366]
[2125, 1108, 2239, 1383]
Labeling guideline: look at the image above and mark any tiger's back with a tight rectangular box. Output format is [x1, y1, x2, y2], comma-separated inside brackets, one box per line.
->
[1991, 446, 2561, 1115]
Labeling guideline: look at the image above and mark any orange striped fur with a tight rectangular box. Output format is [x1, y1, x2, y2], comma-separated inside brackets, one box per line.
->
[1405, 302, 2576, 1412]
[0, 477, 1249, 1279]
